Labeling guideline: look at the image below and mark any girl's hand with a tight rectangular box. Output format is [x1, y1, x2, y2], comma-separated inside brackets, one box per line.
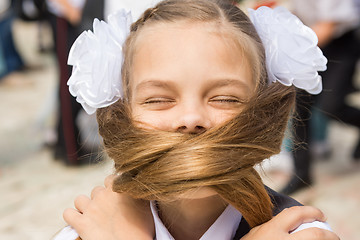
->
[63, 175, 154, 240]
[241, 206, 340, 240]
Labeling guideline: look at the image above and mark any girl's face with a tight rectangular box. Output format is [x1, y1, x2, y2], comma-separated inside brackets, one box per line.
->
[130, 22, 255, 133]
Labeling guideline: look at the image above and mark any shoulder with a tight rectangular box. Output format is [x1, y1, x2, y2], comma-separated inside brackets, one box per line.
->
[265, 186, 302, 216]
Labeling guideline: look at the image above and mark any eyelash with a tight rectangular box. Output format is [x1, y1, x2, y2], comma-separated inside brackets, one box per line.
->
[209, 96, 243, 104]
[141, 96, 244, 108]
[143, 98, 176, 104]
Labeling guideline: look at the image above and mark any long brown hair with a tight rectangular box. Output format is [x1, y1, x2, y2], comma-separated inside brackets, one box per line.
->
[97, 0, 296, 228]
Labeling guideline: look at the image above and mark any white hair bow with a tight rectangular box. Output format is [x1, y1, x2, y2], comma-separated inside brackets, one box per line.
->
[67, 10, 132, 114]
[249, 6, 327, 94]
[67, 6, 327, 115]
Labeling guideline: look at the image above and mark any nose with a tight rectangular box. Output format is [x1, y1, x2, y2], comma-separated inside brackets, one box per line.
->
[173, 103, 211, 134]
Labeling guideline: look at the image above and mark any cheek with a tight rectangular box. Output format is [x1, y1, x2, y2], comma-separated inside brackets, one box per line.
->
[210, 109, 241, 126]
[131, 109, 173, 131]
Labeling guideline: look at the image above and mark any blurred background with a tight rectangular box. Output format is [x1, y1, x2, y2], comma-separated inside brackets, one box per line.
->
[0, 0, 359, 239]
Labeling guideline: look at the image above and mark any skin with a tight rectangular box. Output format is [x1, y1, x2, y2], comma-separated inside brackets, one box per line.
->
[64, 175, 154, 240]
[63, 21, 339, 240]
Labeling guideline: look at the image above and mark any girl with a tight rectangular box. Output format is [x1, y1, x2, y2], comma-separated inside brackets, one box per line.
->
[56, 0, 338, 239]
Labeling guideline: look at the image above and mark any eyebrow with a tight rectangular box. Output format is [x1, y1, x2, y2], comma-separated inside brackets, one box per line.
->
[135, 80, 177, 92]
[134, 78, 252, 93]
[205, 78, 253, 92]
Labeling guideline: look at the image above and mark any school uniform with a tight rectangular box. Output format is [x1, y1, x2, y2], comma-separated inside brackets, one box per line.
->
[151, 187, 320, 240]
[53, 187, 331, 240]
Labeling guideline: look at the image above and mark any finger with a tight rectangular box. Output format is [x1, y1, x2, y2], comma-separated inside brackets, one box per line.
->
[291, 227, 340, 240]
[273, 206, 326, 232]
[104, 174, 116, 188]
[74, 194, 91, 213]
[63, 207, 84, 226]
[90, 185, 105, 199]
[63, 208, 87, 237]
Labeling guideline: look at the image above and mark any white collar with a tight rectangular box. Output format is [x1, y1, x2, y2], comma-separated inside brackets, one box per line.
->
[150, 201, 242, 240]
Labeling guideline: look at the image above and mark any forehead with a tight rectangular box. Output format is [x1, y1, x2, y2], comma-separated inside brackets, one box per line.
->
[135, 20, 242, 53]
[130, 21, 252, 85]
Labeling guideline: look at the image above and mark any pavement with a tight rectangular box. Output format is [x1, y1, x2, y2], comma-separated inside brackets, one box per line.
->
[0, 20, 360, 240]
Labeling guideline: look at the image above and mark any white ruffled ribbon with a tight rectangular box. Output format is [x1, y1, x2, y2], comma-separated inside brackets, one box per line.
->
[67, 9, 132, 114]
[249, 6, 327, 94]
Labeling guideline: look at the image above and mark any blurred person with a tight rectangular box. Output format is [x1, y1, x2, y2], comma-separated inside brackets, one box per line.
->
[13, 0, 48, 21]
[282, 0, 360, 195]
[0, 0, 25, 80]
[12, 0, 54, 52]
[308, 0, 360, 160]
[0, 43, 5, 77]
[309, 107, 332, 159]
[0, 2, 8, 77]
[46, 0, 96, 165]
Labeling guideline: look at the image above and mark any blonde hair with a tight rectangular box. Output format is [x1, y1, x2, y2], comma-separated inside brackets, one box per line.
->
[122, 0, 265, 100]
[97, 0, 296, 228]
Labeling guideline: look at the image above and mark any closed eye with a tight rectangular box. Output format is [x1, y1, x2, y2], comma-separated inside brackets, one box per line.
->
[209, 96, 247, 110]
[143, 97, 176, 104]
[209, 96, 244, 104]
[141, 97, 177, 110]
